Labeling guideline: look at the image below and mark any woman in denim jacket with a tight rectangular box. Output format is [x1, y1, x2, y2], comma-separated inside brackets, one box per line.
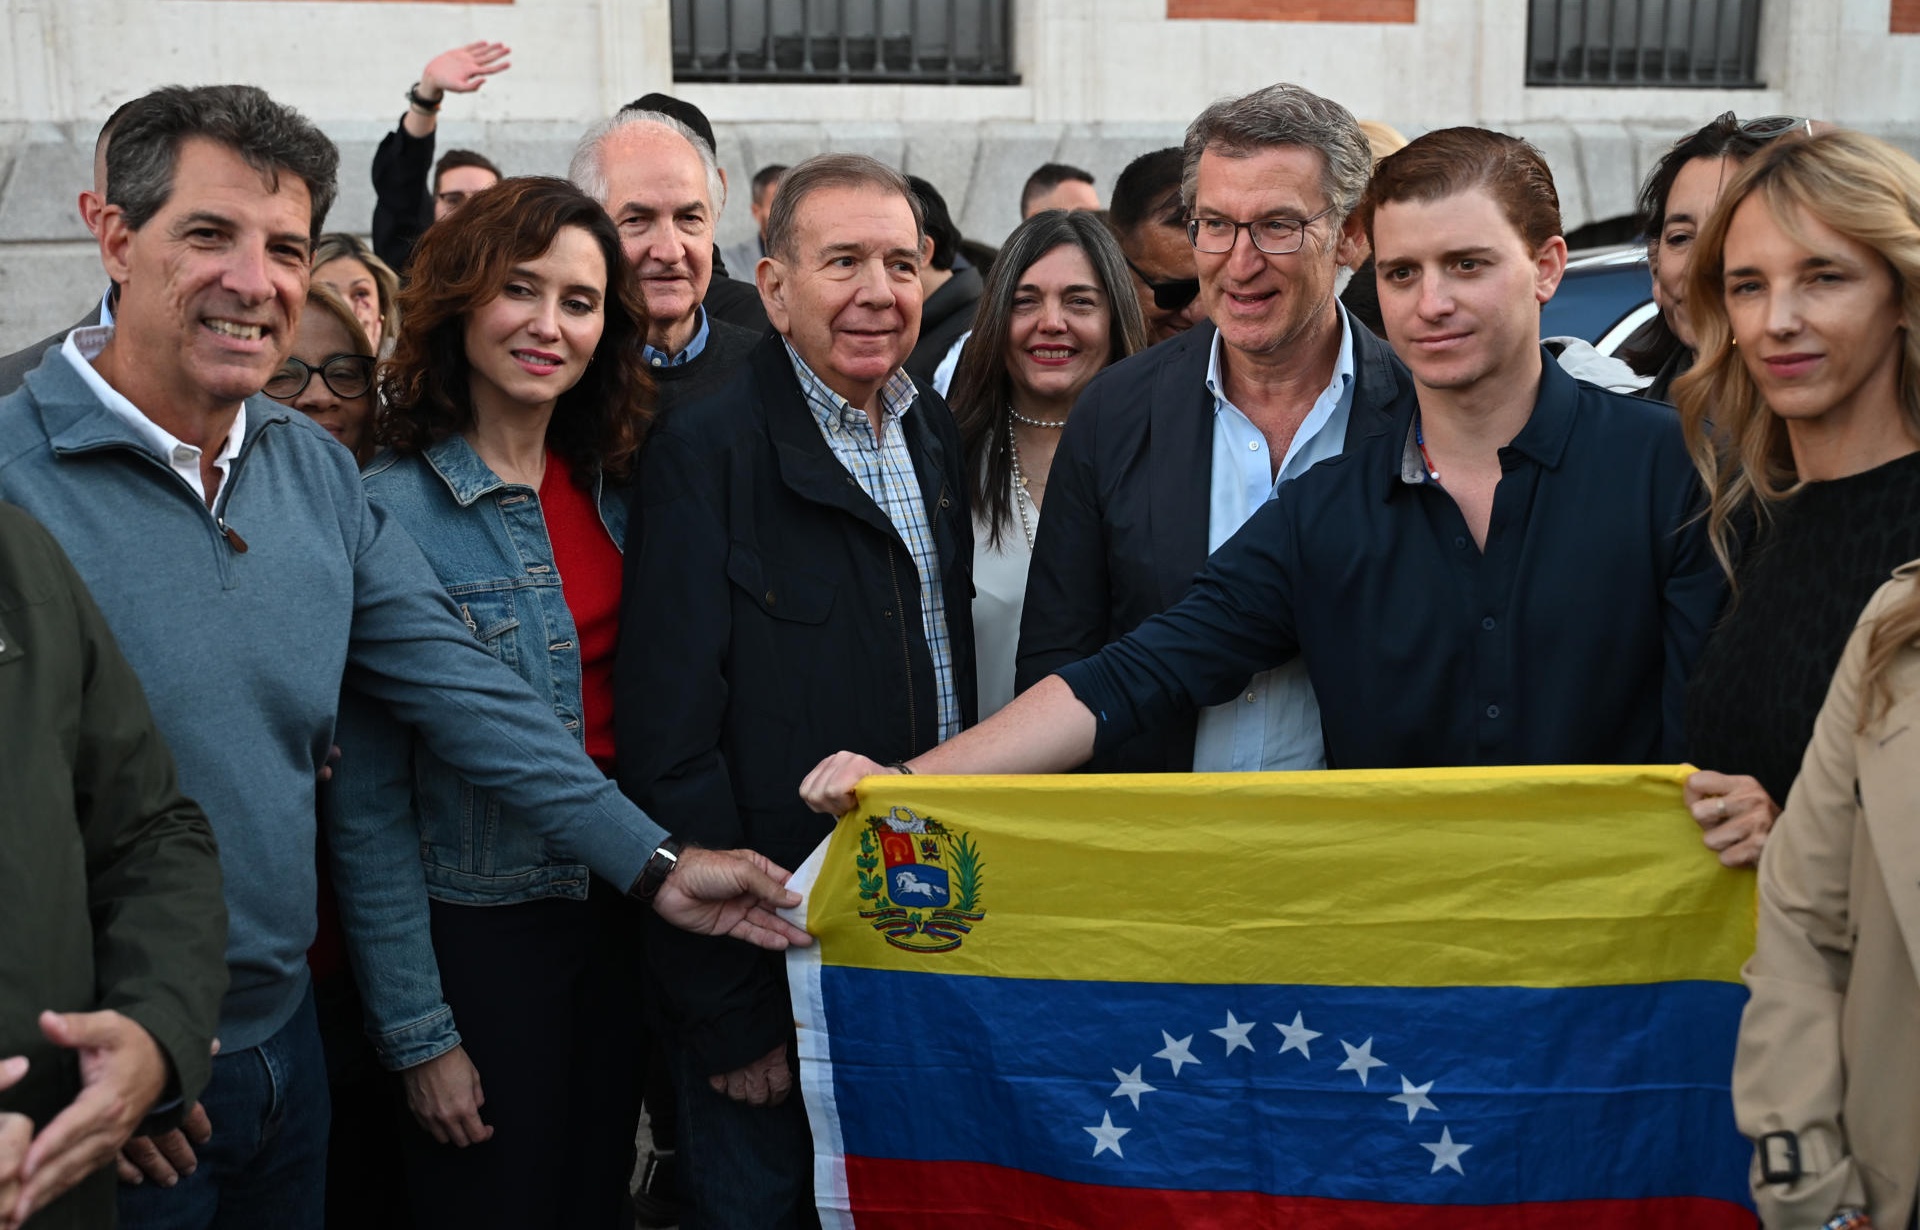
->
[329, 176, 654, 1229]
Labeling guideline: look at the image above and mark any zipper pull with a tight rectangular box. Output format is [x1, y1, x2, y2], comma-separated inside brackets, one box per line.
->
[217, 517, 248, 553]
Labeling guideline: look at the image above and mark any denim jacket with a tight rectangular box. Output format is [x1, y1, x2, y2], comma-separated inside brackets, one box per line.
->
[329, 435, 628, 1069]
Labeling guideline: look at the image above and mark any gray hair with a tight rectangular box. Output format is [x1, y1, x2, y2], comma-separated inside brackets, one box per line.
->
[764, 153, 924, 263]
[107, 85, 339, 241]
[1180, 83, 1373, 224]
[569, 110, 725, 215]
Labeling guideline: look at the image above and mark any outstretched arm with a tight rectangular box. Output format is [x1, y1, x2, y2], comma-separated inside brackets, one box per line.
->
[801, 675, 1097, 814]
[401, 41, 511, 139]
[804, 491, 1308, 814]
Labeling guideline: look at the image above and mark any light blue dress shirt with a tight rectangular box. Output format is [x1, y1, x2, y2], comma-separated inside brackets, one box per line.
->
[1191, 306, 1357, 772]
[641, 304, 710, 369]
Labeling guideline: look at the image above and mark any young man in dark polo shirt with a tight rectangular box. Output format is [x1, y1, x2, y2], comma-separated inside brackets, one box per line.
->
[800, 127, 1725, 811]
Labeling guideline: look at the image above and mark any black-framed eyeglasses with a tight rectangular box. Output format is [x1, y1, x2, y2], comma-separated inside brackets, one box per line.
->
[264, 353, 375, 401]
[1123, 257, 1200, 312]
[1187, 205, 1335, 256]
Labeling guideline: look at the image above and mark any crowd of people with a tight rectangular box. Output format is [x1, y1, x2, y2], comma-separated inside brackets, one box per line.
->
[0, 40, 1916, 1230]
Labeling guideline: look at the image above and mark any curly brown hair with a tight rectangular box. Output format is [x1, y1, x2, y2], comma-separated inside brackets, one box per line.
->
[378, 175, 654, 482]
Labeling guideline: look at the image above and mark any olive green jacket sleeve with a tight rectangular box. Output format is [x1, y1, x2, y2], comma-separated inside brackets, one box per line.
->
[0, 502, 227, 1127]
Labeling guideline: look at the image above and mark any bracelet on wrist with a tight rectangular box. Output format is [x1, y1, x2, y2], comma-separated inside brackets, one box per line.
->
[1821, 1209, 1872, 1230]
[406, 83, 442, 113]
[885, 761, 914, 775]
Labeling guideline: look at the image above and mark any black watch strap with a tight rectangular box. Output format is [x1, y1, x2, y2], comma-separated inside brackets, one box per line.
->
[629, 836, 685, 907]
[406, 83, 442, 113]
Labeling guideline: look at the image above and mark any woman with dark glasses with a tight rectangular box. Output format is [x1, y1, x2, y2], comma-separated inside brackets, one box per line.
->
[266, 285, 377, 464]
[1622, 112, 1817, 401]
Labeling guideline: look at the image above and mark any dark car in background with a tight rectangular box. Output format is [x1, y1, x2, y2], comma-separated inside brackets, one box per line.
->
[1541, 245, 1657, 355]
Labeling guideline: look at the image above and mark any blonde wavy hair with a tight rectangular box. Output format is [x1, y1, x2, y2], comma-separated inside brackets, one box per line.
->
[1672, 129, 1920, 720]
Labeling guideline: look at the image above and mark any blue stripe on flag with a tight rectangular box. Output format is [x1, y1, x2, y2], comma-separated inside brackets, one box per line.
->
[823, 967, 1751, 1207]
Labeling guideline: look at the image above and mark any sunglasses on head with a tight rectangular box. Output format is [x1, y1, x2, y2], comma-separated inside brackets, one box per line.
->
[1737, 114, 1814, 139]
[1123, 257, 1200, 313]
[1685, 113, 1814, 148]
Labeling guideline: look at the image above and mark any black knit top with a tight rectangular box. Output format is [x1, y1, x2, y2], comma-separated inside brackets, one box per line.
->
[1685, 449, 1920, 804]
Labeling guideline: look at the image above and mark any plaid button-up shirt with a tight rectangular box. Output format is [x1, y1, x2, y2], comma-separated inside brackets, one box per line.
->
[784, 342, 962, 742]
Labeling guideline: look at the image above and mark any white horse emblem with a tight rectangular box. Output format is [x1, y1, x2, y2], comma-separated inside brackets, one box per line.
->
[893, 870, 941, 900]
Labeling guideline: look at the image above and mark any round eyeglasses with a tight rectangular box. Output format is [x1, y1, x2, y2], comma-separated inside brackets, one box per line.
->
[1187, 205, 1336, 256]
[265, 354, 375, 402]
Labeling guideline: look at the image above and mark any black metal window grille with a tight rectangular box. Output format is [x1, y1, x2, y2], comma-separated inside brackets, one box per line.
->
[671, 0, 1018, 85]
[1527, 0, 1763, 87]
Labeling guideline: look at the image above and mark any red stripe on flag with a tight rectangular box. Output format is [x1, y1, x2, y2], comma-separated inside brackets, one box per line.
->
[842, 1157, 1757, 1228]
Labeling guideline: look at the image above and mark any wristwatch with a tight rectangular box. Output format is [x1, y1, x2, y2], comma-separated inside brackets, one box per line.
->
[405, 82, 442, 113]
[628, 836, 685, 908]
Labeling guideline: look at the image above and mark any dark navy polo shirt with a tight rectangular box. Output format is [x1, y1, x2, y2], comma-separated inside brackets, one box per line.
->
[1057, 353, 1725, 769]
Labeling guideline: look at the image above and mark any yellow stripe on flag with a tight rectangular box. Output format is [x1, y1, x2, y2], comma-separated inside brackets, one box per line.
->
[807, 764, 1754, 988]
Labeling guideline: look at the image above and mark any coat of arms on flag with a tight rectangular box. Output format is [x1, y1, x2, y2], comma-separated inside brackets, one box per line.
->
[785, 766, 1761, 1228]
[854, 805, 984, 953]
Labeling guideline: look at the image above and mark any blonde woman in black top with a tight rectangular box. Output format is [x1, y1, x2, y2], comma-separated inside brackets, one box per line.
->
[1677, 130, 1920, 867]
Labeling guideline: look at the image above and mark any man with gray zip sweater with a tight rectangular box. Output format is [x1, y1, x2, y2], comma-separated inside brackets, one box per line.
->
[0, 83, 810, 1230]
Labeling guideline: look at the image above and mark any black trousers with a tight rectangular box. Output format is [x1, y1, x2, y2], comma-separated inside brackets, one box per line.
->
[315, 970, 411, 1229]
[402, 880, 645, 1230]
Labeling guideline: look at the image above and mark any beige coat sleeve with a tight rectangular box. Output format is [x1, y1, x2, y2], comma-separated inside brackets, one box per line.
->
[1732, 581, 1903, 1226]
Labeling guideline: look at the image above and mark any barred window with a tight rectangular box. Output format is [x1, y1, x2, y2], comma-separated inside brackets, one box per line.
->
[1527, 0, 1764, 87]
[672, 0, 1018, 85]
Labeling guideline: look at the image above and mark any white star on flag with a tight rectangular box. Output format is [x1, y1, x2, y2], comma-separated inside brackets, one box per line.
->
[1153, 1031, 1201, 1077]
[1085, 1111, 1130, 1158]
[1274, 1011, 1321, 1060]
[1337, 1037, 1386, 1086]
[1110, 1065, 1156, 1111]
[1209, 1011, 1256, 1055]
[1421, 1126, 1472, 1175]
[1389, 1075, 1439, 1122]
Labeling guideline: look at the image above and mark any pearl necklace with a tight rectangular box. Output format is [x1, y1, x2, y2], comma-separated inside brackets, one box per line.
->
[1009, 405, 1068, 429]
[1007, 421, 1037, 550]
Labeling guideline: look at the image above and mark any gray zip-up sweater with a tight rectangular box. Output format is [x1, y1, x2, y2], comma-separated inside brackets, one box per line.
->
[0, 350, 669, 1053]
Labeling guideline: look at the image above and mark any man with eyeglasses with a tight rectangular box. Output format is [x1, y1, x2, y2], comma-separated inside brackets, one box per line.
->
[1016, 83, 1412, 776]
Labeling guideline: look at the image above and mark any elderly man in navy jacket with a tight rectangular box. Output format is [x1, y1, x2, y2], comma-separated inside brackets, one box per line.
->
[616, 152, 976, 1228]
[1016, 82, 1413, 776]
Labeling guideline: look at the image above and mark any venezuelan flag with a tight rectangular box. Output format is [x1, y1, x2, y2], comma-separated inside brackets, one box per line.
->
[784, 765, 1758, 1228]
